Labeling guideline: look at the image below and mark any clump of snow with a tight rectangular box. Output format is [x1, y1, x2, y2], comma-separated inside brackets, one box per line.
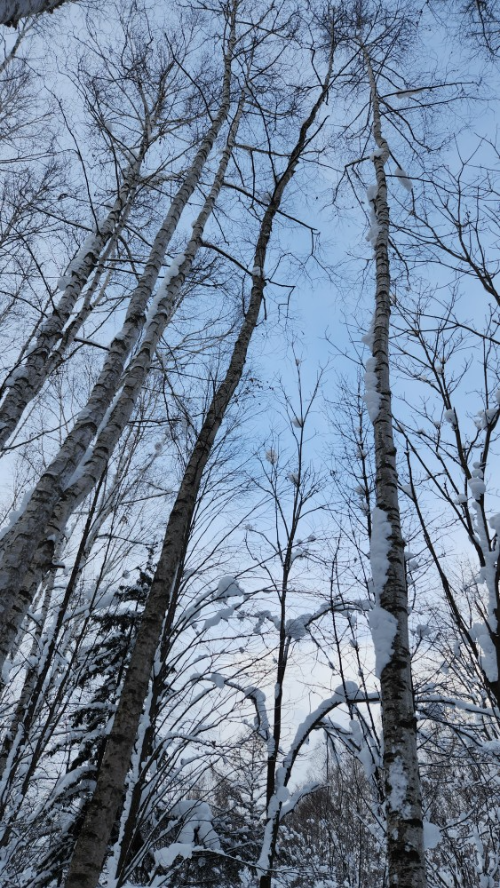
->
[368, 605, 398, 677]
[288, 472, 299, 486]
[276, 785, 289, 803]
[145, 252, 186, 324]
[489, 513, 500, 535]
[285, 615, 310, 640]
[361, 313, 375, 349]
[165, 800, 221, 862]
[291, 547, 307, 563]
[203, 605, 235, 631]
[468, 478, 486, 499]
[65, 233, 100, 280]
[482, 738, 500, 755]
[279, 782, 321, 819]
[265, 448, 278, 465]
[394, 166, 413, 192]
[415, 623, 432, 638]
[453, 494, 468, 505]
[395, 87, 427, 99]
[366, 205, 380, 248]
[370, 507, 391, 600]
[334, 680, 359, 700]
[217, 576, 243, 599]
[423, 820, 441, 850]
[155, 843, 194, 867]
[209, 673, 225, 689]
[474, 409, 495, 429]
[471, 622, 498, 682]
[57, 275, 70, 291]
[291, 416, 304, 428]
[443, 408, 457, 426]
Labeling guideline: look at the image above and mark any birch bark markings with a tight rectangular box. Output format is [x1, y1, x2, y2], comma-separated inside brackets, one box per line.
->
[0, 0, 68, 26]
[0, 6, 239, 677]
[65, 65, 333, 888]
[363, 48, 426, 888]
[0, 154, 143, 451]
[35, 92, 248, 594]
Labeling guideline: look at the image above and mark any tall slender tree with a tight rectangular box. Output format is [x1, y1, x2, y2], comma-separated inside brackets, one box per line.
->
[353, 6, 426, 884]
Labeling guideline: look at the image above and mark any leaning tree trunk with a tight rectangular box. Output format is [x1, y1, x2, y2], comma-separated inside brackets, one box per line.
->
[0, 0, 70, 26]
[362, 49, 426, 888]
[0, 152, 142, 451]
[64, 69, 333, 888]
[0, 7, 240, 679]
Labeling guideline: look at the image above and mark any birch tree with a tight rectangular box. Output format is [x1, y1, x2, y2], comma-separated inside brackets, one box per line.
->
[64, 29, 336, 887]
[1, 2, 499, 886]
[0, 398, 176, 884]
[0, 14, 191, 452]
[346, 5, 426, 884]
[383, 139, 500, 708]
[0, 0, 247, 676]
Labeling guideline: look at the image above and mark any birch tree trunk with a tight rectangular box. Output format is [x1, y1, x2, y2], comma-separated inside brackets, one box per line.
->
[0, 0, 70, 26]
[0, 154, 142, 451]
[0, 4, 240, 678]
[362, 48, 426, 888]
[65, 68, 333, 888]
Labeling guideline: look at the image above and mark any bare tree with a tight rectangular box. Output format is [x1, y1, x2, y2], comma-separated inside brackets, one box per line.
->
[64, 33, 335, 886]
[0, 0, 245, 676]
[343, 6, 427, 882]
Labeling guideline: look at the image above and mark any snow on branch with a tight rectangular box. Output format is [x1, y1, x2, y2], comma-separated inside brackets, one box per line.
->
[154, 800, 220, 868]
[279, 781, 322, 819]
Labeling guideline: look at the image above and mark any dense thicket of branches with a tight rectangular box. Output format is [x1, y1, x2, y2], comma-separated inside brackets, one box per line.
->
[0, 1, 499, 887]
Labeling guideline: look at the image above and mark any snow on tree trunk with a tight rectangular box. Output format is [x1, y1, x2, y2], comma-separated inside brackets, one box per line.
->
[0, 12, 239, 679]
[0, 0, 68, 26]
[38, 90, 247, 555]
[0, 154, 143, 451]
[362, 48, 426, 888]
[64, 72, 333, 888]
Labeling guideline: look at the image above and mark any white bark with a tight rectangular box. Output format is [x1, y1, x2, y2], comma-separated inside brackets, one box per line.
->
[65, 69, 332, 888]
[0, 9, 239, 678]
[0, 0, 69, 26]
[0, 155, 142, 450]
[363, 48, 426, 888]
